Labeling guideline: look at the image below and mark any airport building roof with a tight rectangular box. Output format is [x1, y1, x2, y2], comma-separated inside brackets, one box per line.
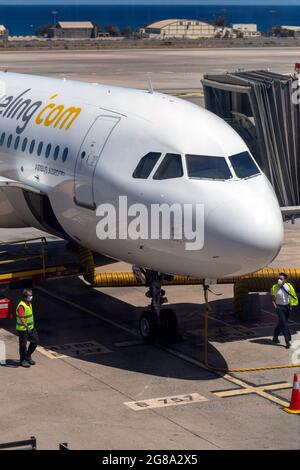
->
[145, 19, 212, 30]
[232, 24, 258, 32]
[146, 19, 180, 29]
[57, 21, 94, 29]
[282, 25, 300, 31]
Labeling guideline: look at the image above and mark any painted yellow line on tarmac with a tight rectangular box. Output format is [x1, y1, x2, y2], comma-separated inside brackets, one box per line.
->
[214, 382, 292, 398]
[38, 341, 112, 359]
[170, 92, 204, 98]
[215, 376, 291, 407]
[37, 346, 67, 359]
[162, 347, 291, 408]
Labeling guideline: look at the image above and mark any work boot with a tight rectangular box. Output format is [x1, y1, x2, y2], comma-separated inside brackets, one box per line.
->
[272, 337, 280, 344]
[20, 360, 31, 368]
[27, 357, 36, 366]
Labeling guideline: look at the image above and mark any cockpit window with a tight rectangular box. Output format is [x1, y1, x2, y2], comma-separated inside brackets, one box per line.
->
[186, 155, 232, 180]
[133, 152, 161, 179]
[153, 153, 183, 180]
[229, 151, 260, 179]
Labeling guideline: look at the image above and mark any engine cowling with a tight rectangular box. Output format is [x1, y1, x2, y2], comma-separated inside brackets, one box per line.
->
[0, 187, 33, 228]
[0, 187, 67, 239]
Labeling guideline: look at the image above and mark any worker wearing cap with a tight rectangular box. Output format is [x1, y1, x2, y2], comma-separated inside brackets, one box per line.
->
[16, 289, 39, 368]
[271, 273, 298, 349]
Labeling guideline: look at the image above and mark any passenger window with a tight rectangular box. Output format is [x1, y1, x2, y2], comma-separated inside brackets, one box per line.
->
[186, 155, 232, 180]
[62, 147, 68, 163]
[53, 145, 60, 161]
[133, 152, 161, 179]
[14, 136, 20, 150]
[29, 140, 35, 154]
[22, 138, 28, 152]
[0, 132, 5, 146]
[37, 142, 43, 156]
[229, 151, 260, 179]
[7, 134, 13, 148]
[45, 144, 51, 159]
[153, 154, 183, 180]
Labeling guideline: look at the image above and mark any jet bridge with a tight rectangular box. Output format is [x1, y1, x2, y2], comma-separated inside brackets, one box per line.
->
[202, 70, 300, 208]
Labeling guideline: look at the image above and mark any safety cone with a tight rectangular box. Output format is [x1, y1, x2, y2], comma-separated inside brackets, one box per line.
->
[283, 374, 300, 414]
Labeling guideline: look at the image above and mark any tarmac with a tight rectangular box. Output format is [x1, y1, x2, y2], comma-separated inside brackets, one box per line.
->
[0, 49, 299, 450]
[0, 222, 299, 450]
[0, 47, 298, 92]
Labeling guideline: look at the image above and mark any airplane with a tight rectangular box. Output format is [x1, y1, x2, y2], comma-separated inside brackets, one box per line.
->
[0, 71, 284, 341]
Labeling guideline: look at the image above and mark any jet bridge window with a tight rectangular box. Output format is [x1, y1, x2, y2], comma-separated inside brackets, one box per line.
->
[229, 151, 261, 179]
[186, 154, 232, 180]
[153, 153, 183, 180]
[133, 152, 161, 179]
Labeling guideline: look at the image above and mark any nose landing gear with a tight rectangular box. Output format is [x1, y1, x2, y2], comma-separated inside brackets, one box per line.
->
[133, 267, 179, 343]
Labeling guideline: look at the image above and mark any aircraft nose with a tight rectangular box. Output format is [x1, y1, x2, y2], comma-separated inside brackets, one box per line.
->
[206, 195, 284, 270]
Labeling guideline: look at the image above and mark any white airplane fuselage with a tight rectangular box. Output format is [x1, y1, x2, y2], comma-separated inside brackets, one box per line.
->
[0, 72, 284, 278]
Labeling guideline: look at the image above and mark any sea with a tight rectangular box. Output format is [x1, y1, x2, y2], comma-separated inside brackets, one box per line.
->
[1, 4, 300, 36]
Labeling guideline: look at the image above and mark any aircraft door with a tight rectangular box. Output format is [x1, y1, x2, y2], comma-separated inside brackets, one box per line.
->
[74, 115, 120, 210]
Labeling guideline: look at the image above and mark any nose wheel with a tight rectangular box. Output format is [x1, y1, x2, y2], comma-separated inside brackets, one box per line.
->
[159, 308, 178, 339]
[134, 267, 179, 343]
[139, 310, 159, 343]
[139, 308, 179, 343]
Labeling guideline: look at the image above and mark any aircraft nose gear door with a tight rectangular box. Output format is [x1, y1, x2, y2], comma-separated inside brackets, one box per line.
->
[74, 115, 120, 210]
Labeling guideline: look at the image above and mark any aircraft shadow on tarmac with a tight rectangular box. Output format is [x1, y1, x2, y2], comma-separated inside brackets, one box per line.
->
[1, 275, 300, 380]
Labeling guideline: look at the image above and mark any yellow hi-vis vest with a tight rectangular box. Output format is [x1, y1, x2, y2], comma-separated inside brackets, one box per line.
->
[271, 283, 299, 307]
[16, 301, 34, 332]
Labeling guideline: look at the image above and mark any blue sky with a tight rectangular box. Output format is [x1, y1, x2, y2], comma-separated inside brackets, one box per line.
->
[0, 0, 299, 5]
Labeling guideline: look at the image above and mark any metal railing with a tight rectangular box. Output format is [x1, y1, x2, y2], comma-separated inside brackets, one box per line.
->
[59, 442, 70, 450]
[0, 436, 36, 450]
[0, 437, 70, 450]
[0, 237, 47, 278]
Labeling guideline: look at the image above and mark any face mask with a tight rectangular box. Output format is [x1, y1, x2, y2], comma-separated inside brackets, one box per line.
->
[28, 296, 33, 302]
[278, 279, 284, 286]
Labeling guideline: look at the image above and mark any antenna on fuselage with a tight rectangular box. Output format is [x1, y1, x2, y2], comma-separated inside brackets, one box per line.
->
[147, 75, 154, 94]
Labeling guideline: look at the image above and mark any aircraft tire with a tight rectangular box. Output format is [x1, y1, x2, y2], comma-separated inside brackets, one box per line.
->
[139, 310, 159, 343]
[159, 308, 178, 339]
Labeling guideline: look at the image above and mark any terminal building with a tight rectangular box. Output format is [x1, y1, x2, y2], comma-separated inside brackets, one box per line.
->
[232, 24, 261, 38]
[48, 21, 98, 39]
[142, 19, 216, 39]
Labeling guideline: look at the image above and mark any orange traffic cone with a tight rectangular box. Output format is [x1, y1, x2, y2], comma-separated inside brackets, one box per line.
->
[283, 374, 300, 414]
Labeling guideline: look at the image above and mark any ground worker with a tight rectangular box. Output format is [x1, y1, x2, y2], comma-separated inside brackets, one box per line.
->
[271, 273, 298, 349]
[16, 288, 39, 368]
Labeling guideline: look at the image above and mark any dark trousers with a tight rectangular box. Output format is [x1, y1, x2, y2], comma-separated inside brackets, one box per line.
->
[18, 329, 39, 362]
[273, 305, 291, 345]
